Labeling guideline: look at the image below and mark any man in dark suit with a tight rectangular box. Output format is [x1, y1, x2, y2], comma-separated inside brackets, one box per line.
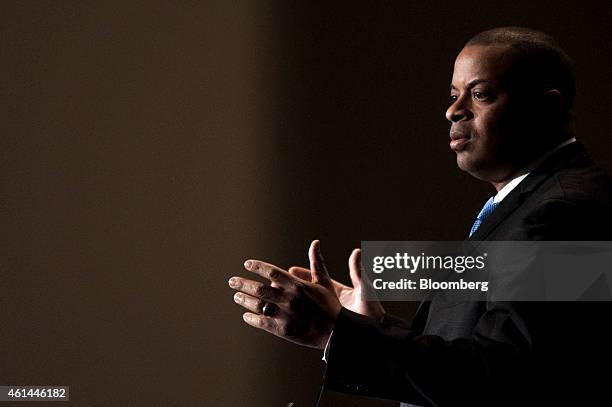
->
[228, 27, 612, 406]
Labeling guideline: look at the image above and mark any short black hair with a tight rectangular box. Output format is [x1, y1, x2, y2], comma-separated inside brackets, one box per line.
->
[466, 27, 575, 111]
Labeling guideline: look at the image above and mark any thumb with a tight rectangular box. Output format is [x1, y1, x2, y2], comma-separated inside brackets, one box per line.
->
[309, 240, 333, 289]
[348, 248, 362, 289]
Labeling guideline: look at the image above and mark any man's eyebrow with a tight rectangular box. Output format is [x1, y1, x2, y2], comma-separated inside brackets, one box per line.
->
[450, 79, 492, 91]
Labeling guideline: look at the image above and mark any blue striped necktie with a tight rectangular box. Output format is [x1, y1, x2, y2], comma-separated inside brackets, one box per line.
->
[469, 196, 498, 237]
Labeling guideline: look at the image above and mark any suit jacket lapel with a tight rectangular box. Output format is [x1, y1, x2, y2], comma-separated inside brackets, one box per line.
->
[410, 299, 431, 331]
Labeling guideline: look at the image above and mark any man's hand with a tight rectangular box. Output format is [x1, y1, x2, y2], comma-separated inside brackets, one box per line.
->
[288, 245, 385, 322]
[228, 240, 342, 349]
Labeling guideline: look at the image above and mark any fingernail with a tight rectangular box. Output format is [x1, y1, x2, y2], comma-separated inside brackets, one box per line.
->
[244, 260, 252, 270]
[243, 313, 252, 323]
[234, 292, 242, 303]
[228, 277, 240, 288]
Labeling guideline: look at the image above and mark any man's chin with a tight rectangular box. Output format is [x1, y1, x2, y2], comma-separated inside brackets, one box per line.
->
[456, 153, 474, 173]
[456, 155, 488, 181]
[456, 155, 513, 184]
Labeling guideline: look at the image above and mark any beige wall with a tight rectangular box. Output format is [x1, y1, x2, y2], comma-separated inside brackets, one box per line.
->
[2, 2, 284, 406]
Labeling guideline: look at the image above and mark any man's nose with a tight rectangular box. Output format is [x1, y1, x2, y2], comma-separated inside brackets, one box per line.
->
[445, 100, 471, 123]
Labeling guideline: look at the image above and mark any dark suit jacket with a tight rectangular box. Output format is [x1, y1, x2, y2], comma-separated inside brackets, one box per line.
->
[324, 141, 612, 406]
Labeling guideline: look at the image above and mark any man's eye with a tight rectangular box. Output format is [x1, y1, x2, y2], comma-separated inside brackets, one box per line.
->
[473, 91, 489, 100]
[449, 95, 458, 103]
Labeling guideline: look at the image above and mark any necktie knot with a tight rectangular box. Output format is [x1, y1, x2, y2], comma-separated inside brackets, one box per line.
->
[469, 196, 498, 237]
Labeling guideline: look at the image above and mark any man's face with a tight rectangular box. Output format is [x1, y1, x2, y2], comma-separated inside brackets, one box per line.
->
[446, 44, 531, 183]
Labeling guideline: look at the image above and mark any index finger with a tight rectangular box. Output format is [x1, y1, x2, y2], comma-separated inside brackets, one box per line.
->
[244, 260, 294, 286]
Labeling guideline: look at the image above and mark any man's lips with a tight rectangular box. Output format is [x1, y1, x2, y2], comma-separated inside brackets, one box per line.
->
[449, 131, 471, 151]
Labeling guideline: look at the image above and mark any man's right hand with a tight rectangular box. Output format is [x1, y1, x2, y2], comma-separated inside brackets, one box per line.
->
[288, 245, 385, 322]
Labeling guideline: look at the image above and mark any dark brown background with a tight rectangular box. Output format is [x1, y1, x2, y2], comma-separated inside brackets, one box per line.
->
[2, 1, 610, 406]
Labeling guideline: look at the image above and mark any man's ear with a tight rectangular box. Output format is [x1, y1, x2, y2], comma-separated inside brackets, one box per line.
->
[542, 89, 564, 111]
[540, 89, 573, 138]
